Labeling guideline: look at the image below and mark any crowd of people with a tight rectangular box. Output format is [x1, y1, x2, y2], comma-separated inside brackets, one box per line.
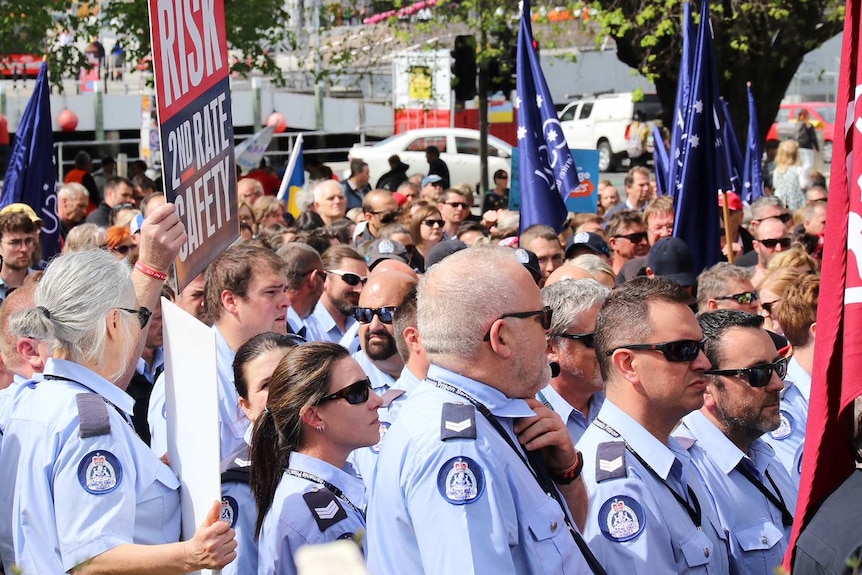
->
[0, 139, 851, 575]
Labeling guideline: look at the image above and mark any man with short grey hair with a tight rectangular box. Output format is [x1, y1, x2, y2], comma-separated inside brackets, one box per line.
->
[313, 180, 347, 226]
[277, 243, 325, 338]
[696, 262, 759, 314]
[57, 183, 89, 239]
[541, 278, 611, 443]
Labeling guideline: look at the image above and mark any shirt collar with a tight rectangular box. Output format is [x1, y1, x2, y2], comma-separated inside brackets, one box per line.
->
[393, 366, 423, 395]
[426, 364, 536, 419]
[539, 384, 603, 424]
[679, 410, 745, 475]
[287, 451, 366, 506]
[786, 357, 811, 402]
[43, 357, 134, 415]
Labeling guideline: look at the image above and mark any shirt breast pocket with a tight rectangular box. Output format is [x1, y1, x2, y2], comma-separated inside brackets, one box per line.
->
[678, 528, 714, 570]
[527, 497, 579, 575]
[735, 520, 784, 573]
[137, 462, 181, 544]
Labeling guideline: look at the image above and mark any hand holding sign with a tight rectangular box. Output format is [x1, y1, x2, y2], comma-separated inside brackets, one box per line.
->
[137, 203, 189, 275]
[182, 499, 238, 570]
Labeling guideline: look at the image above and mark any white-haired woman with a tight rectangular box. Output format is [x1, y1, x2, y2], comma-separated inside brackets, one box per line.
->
[0, 249, 236, 575]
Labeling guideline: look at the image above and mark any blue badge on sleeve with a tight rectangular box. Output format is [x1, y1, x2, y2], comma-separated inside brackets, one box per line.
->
[437, 456, 485, 505]
[370, 422, 391, 454]
[769, 410, 793, 440]
[598, 495, 646, 542]
[77, 450, 123, 495]
[220, 496, 238, 528]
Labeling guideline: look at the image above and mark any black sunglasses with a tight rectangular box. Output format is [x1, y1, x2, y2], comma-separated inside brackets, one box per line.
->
[484, 306, 553, 341]
[607, 338, 706, 362]
[715, 291, 759, 305]
[443, 202, 469, 209]
[556, 332, 595, 348]
[423, 219, 445, 228]
[113, 245, 133, 255]
[613, 231, 648, 244]
[327, 270, 368, 286]
[353, 306, 397, 324]
[758, 237, 792, 250]
[705, 357, 788, 388]
[761, 299, 781, 314]
[118, 306, 152, 329]
[318, 378, 372, 405]
[756, 213, 792, 225]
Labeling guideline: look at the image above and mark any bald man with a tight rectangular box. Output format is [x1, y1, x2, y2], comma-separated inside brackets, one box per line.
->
[351, 270, 418, 395]
[545, 262, 595, 286]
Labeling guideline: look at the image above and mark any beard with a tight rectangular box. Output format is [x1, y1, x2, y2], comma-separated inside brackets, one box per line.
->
[714, 389, 782, 439]
[365, 330, 398, 361]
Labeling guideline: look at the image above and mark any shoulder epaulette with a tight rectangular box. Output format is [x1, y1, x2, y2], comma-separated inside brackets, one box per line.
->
[76, 393, 111, 438]
[440, 402, 477, 441]
[595, 441, 627, 483]
[303, 488, 348, 532]
[221, 467, 251, 485]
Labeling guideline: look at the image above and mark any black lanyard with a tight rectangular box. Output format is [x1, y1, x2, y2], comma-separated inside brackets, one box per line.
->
[427, 378, 608, 575]
[735, 462, 794, 528]
[592, 418, 703, 530]
[43, 373, 135, 429]
[284, 467, 366, 520]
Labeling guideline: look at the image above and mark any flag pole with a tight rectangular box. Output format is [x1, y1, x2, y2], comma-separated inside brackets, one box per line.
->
[721, 191, 734, 263]
[277, 133, 304, 201]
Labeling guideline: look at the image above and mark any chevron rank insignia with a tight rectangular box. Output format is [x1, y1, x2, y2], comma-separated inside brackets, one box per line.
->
[303, 489, 348, 532]
[440, 403, 477, 441]
[596, 442, 628, 482]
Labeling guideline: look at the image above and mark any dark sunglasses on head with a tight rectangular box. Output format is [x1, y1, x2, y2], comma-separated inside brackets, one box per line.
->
[484, 306, 553, 341]
[327, 270, 368, 286]
[353, 306, 397, 324]
[607, 338, 706, 362]
[761, 299, 781, 314]
[444, 202, 469, 209]
[758, 237, 792, 250]
[756, 213, 792, 225]
[317, 378, 372, 405]
[556, 332, 595, 348]
[705, 357, 788, 388]
[715, 291, 759, 305]
[118, 306, 152, 329]
[613, 231, 648, 244]
[423, 219, 445, 228]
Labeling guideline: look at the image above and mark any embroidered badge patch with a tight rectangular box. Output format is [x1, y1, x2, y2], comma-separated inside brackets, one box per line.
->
[598, 495, 646, 542]
[370, 422, 391, 454]
[437, 456, 485, 505]
[515, 248, 530, 264]
[220, 496, 238, 528]
[77, 450, 123, 495]
[769, 410, 793, 440]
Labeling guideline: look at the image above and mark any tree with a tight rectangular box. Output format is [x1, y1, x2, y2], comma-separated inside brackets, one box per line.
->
[591, 0, 845, 145]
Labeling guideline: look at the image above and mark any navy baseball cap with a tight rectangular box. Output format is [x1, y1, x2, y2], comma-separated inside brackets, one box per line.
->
[647, 237, 695, 287]
[565, 232, 610, 260]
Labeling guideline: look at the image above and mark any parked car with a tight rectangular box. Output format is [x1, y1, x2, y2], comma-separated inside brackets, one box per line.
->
[348, 128, 512, 189]
[558, 92, 662, 172]
[766, 102, 835, 163]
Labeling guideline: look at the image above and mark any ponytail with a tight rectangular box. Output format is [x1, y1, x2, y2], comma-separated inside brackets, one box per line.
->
[250, 408, 289, 536]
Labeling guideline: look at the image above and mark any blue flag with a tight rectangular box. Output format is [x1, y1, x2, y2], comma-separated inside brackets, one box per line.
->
[720, 97, 745, 194]
[668, 1, 695, 196]
[742, 84, 764, 204]
[652, 125, 669, 196]
[516, 0, 579, 233]
[0, 62, 58, 258]
[673, 0, 728, 274]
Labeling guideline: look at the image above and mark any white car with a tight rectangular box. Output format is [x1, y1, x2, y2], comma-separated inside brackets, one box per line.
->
[349, 128, 512, 189]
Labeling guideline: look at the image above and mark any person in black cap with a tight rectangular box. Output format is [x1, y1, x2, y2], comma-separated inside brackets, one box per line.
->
[514, 248, 542, 285]
[565, 231, 611, 264]
[645, 236, 696, 293]
[424, 239, 468, 269]
[364, 238, 409, 271]
[376, 155, 411, 191]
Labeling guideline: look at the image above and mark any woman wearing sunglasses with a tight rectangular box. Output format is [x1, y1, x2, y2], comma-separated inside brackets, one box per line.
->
[252, 342, 383, 575]
[409, 204, 445, 260]
[0, 249, 236, 574]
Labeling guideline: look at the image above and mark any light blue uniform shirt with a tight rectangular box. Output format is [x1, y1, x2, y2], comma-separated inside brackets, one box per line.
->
[577, 399, 731, 575]
[762, 357, 809, 483]
[676, 410, 798, 575]
[148, 371, 168, 457]
[135, 347, 164, 384]
[0, 358, 180, 574]
[367, 364, 592, 575]
[0, 374, 40, 452]
[349, 366, 422, 488]
[221, 461, 257, 575]
[351, 349, 396, 395]
[215, 326, 251, 471]
[305, 303, 357, 346]
[538, 384, 604, 445]
[286, 306, 307, 338]
[257, 451, 367, 575]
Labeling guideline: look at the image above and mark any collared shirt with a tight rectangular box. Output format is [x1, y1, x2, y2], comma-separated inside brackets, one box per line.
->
[352, 349, 396, 396]
[0, 358, 180, 574]
[305, 303, 357, 346]
[367, 364, 592, 575]
[762, 357, 809, 483]
[577, 399, 730, 575]
[135, 347, 165, 384]
[215, 326, 250, 471]
[341, 321, 361, 353]
[258, 451, 367, 575]
[287, 307, 308, 339]
[539, 384, 604, 445]
[349, 366, 423, 488]
[220, 462, 257, 575]
[676, 410, 798, 575]
[0, 269, 35, 305]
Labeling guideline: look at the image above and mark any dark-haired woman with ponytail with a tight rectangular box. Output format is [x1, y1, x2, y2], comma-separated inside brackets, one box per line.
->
[251, 342, 383, 575]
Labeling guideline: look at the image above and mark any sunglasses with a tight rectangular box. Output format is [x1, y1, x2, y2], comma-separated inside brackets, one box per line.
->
[423, 219, 445, 228]
[761, 299, 781, 314]
[318, 378, 372, 405]
[327, 270, 368, 286]
[118, 306, 152, 329]
[556, 332, 595, 348]
[715, 291, 759, 305]
[607, 338, 706, 362]
[112, 244, 133, 255]
[756, 213, 792, 225]
[705, 357, 788, 388]
[353, 306, 397, 324]
[613, 231, 648, 244]
[444, 202, 469, 209]
[758, 237, 792, 250]
[484, 306, 553, 341]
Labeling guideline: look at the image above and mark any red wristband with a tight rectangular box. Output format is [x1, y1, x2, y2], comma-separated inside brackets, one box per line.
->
[134, 261, 168, 281]
[551, 451, 584, 485]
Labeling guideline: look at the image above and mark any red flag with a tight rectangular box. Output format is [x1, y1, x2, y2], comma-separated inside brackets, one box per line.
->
[784, 0, 862, 568]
